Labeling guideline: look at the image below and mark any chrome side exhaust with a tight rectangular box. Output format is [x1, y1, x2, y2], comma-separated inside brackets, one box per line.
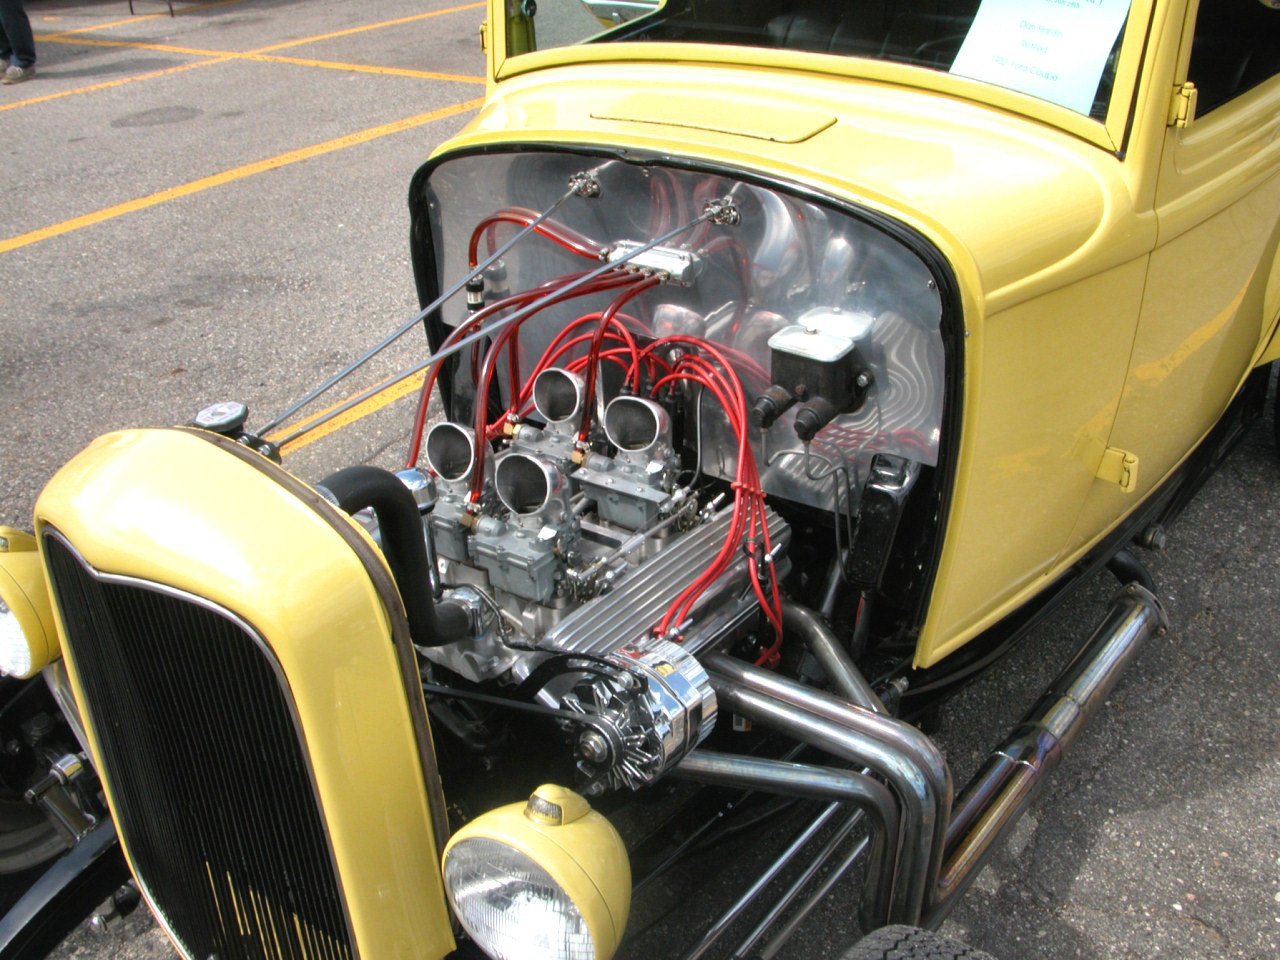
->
[927, 582, 1167, 924]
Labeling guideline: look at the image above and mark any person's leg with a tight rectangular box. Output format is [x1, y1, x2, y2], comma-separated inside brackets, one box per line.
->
[0, 0, 35, 69]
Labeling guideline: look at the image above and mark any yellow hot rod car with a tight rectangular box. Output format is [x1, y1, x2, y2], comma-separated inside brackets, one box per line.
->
[2, 0, 1279, 958]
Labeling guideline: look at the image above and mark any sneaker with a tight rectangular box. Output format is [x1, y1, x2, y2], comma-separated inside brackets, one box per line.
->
[2, 65, 36, 85]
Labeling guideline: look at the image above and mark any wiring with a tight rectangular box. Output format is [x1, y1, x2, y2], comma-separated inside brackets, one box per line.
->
[469, 206, 606, 268]
[405, 270, 638, 467]
[642, 337, 783, 657]
[576, 276, 663, 443]
[465, 274, 656, 502]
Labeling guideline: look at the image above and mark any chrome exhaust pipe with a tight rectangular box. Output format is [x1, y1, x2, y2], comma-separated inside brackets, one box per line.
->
[703, 581, 1166, 931]
[782, 600, 885, 713]
[702, 651, 951, 926]
[673, 750, 899, 928]
[926, 582, 1167, 925]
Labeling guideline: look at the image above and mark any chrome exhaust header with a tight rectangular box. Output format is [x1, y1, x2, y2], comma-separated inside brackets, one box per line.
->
[671, 751, 898, 953]
[702, 650, 951, 926]
[699, 581, 1167, 932]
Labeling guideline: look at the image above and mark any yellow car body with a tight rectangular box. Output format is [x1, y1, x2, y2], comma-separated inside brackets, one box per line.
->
[2, 1, 1278, 959]
[464, 0, 1280, 667]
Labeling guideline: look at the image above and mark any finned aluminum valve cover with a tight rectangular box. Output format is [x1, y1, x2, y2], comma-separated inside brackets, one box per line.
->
[539, 506, 790, 658]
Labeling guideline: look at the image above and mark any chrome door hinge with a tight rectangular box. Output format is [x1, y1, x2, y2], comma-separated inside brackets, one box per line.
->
[1167, 82, 1198, 128]
[1096, 446, 1140, 493]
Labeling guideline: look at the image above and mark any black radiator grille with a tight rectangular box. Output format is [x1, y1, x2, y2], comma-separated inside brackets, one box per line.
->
[43, 532, 355, 960]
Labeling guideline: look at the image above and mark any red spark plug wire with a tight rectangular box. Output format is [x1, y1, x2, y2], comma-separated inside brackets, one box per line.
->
[464, 273, 649, 501]
[468, 207, 605, 269]
[406, 270, 635, 468]
[641, 337, 783, 653]
[576, 276, 663, 443]
[516, 311, 645, 414]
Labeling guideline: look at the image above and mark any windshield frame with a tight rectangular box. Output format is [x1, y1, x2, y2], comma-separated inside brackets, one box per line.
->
[488, 0, 1157, 152]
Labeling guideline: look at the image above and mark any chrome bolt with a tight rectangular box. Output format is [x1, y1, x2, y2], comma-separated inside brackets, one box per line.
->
[569, 172, 601, 198]
[1139, 524, 1168, 551]
[578, 731, 610, 763]
[703, 197, 740, 226]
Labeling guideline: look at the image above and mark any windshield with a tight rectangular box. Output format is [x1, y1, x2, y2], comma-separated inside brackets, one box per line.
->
[502, 0, 1134, 118]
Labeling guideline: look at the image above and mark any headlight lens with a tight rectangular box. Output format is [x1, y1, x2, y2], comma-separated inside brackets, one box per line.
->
[0, 596, 33, 677]
[444, 837, 595, 960]
[0, 527, 60, 678]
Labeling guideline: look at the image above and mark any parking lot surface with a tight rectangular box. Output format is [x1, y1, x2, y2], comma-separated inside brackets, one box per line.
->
[2, 2, 1278, 958]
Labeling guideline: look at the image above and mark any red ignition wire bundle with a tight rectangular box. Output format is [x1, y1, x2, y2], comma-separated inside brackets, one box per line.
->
[514, 311, 657, 417]
[642, 336, 783, 663]
[465, 273, 656, 503]
[406, 270, 637, 469]
[405, 207, 613, 467]
[575, 276, 662, 443]
[468, 207, 606, 269]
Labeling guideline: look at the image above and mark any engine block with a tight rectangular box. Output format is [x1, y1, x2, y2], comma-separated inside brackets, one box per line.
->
[416, 363, 792, 794]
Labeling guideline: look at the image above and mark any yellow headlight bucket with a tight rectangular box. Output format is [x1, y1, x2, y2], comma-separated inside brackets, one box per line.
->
[443, 785, 631, 960]
[0, 528, 59, 678]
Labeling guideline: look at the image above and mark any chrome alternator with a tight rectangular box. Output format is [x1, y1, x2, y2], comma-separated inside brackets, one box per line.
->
[561, 639, 716, 794]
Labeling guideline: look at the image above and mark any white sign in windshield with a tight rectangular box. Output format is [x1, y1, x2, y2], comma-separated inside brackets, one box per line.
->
[949, 0, 1131, 114]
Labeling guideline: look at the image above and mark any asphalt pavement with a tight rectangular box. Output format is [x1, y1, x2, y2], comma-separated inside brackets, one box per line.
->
[2, 2, 1278, 958]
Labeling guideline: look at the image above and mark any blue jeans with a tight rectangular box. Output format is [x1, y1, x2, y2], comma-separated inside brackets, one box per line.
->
[0, 0, 35, 69]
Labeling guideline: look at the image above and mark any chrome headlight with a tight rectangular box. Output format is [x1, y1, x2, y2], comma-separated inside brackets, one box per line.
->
[443, 785, 630, 960]
[0, 528, 59, 679]
[445, 838, 595, 960]
[0, 596, 33, 677]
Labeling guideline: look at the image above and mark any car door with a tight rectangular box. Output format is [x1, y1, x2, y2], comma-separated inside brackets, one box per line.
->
[1063, 0, 1280, 556]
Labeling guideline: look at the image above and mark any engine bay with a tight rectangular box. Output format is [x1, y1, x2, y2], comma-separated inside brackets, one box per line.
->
[350, 151, 953, 808]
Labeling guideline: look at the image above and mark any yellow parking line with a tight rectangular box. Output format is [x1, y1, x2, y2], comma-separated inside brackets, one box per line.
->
[34, 36, 483, 84]
[251, 2, 485, 54]
[0, 57, 231, 113]
[269, 371, 429, 454]
[45, 17, 166, 36]
[0, 97, 483, 256]
[15, 3, 485, 114]
[240, 52, 482, 85]
[36, 36, 242, 57]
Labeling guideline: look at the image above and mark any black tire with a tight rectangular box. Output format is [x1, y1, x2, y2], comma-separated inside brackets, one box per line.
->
[841, 925, 998, 960]
[0, 797, 67, 875]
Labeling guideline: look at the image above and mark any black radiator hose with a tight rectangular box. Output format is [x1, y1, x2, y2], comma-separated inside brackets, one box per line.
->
[319, 466, 468, 648]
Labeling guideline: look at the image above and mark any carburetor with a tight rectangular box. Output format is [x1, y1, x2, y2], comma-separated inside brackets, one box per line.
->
[574, 395, 679, 531]
[470, 451, 579, 605]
